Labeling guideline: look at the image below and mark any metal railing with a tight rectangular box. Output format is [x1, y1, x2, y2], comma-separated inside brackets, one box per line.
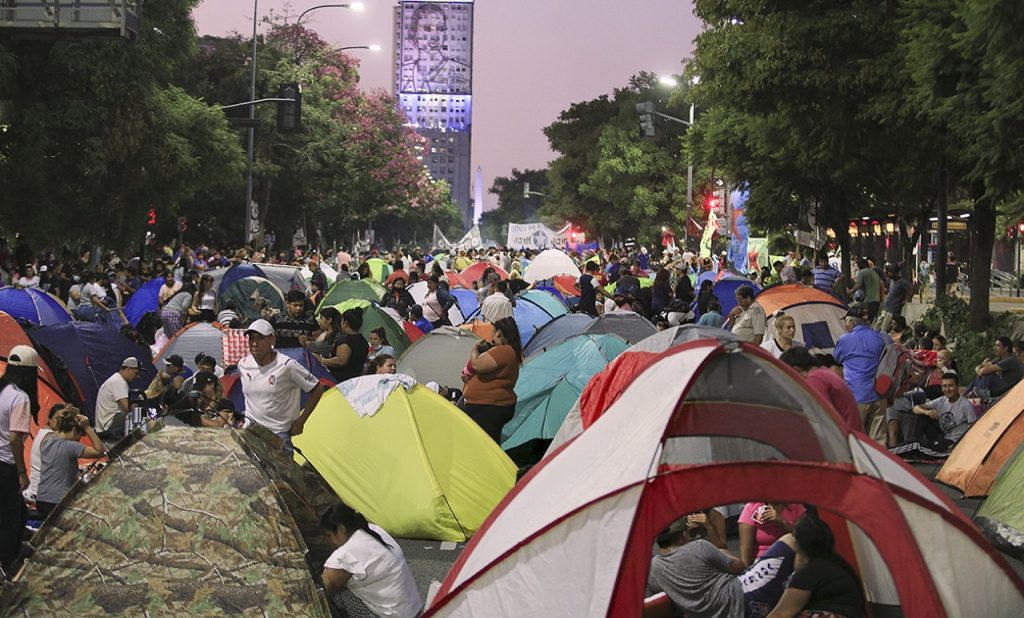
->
[0, 1, 140, 40]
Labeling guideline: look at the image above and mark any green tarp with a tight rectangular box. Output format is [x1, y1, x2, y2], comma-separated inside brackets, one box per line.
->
[976, 442, 1024, 559]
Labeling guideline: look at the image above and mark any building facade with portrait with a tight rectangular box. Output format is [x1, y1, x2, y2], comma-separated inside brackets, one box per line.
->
[392, 0, 474, 228]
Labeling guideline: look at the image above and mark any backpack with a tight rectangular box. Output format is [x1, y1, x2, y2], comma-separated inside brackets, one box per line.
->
[874, 343, 930, 400]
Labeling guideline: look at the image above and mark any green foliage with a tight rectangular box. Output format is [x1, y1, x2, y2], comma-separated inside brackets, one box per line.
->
[921, 294, 993, 372]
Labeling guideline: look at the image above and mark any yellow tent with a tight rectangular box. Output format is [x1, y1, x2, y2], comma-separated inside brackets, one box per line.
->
[294, 386, 517, 541]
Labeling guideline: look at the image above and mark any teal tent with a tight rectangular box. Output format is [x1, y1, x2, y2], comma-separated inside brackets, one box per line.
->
[220, 276, 286, 321]
[500, 334, 628, 458]
[517, 289, 569, 319]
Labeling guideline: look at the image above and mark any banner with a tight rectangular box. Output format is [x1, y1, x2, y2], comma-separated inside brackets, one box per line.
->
[728, 188, 750, 274]
[507, 222, 571, 251]
[432, 223, 451, 250]
[699, 211, 719, 258]
[434, 224, 482, 252]
[398, 2, 473, 95]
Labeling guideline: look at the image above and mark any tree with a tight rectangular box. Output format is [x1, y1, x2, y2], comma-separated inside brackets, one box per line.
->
[686, 0, 946, 276]
[0, 0, 246, 248]
[542, 73, 693, 247]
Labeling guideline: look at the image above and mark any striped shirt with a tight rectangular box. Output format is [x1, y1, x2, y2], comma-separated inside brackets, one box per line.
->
[812, 266, 841, 293]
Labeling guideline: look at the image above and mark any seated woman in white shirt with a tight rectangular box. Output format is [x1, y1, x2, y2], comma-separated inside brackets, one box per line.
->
[320, 502, 423, 618]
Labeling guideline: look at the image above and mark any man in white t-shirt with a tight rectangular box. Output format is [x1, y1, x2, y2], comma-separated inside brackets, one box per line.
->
[16, 265, 41, 289]
[95, 357, 141, 436]
[237, 319, 323, 451]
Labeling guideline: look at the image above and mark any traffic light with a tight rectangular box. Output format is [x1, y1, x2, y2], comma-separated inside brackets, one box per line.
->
[635, 101, 655, 137]
[146, 208, 156, 226]
[704, 193, 720, 213]
[277, 83, 302, 132]
[1018, 221, 1024, 235]
[178, 217, 188, 233]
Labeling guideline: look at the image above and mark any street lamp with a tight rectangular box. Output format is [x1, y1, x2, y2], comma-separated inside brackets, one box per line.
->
[298, 3, 364, 24]
[244, 0, 365, 243]
[657, 75, 697, 211]
[334, 44, 382, 53]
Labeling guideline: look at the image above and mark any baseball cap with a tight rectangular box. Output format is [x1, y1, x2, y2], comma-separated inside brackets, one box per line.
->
[193, 370, 218, 390]
[165, 354, 184, 368]
[245, 319, 275, 337]
[122, 357, 140, 369]
[8, 345, 39, 368]
[844, 304, 868, 319]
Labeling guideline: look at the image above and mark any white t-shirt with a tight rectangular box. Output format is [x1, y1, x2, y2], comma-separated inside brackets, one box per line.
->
[80, 282, 105, 307]
[0, 385, 31, 465]
[95, 372, 130, 432]
[324, 525, 423, 618]
[18, 275, 41, 289]
[25, 427, 54, 500]
[237, 352, 319, 433]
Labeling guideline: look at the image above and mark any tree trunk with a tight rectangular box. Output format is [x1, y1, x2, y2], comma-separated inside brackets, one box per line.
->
[257, 177, 272, 251]
[834, 215, 852, 279]
[970, 197, 995, 330]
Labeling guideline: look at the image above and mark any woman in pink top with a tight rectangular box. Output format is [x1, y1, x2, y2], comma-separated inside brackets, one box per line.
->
[738, 501, 806, 567]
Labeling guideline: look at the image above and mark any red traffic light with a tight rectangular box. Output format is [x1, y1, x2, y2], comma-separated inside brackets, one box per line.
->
[146, 208, 157, 226]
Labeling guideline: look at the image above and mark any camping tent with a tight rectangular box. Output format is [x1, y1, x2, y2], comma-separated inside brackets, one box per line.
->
[936, 378, 1024, 497]
[397, 326, 481, 389]
[326, 299, 412, 357]
[522, 313, 594, 358]
[294, 382, 517, 541]
[319, 278, 387, 309]
[25, 322, 156, 418]
[3, 425, 331, 616]
[450, 289, 479, 321]
[408, 281, 465, 326]
[757, 283, 848, 351]
[122, 278, 164, 327]
[975, 442, 1024, 559]
[460, 262, 507, 286]
[516, 289, 568, 320]
[301, 263, 338, 284]
[365, 257, 392, 283]
[465, 294, 559, 348]
[217, 262, 307, 298]
[0, 310, 64, 393]
[583, 311, 657, 345]
[501, 334, 629, 453]
[426, 341, 1024, 616]
[627, 323, 742, 353]
[0, 287, 72, 326]
[445, 271, 470, 289]
[522, 249, 581, 283]
[152, 322, 226, 371]
[220, 276, 287, 321]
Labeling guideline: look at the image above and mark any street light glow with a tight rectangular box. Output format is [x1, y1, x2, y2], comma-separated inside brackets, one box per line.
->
[659, 76, 678, 87]
[351, 2, 365, 11]
[369, 44, 382, 52]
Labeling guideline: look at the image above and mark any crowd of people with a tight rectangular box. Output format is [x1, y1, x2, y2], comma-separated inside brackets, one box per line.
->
[0, 236, 1008, 616]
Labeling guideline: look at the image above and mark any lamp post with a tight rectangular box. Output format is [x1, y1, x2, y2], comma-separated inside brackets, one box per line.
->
[334, 44, 381, 53]
[244, 1, 366, 244]
[657, 76, 697, 210]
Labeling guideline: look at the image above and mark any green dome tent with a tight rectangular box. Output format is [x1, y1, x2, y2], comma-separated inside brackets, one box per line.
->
[318, 278, 387, 310]
[365, 258, 392, 283]
[501, 333, 629, 460]
[326, 298, 411, 357]
[220, 275, 287, 321]
[976, 442, 1024, 559]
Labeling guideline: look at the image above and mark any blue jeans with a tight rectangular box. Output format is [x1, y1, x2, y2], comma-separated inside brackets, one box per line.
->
[274, 430, 294, 454]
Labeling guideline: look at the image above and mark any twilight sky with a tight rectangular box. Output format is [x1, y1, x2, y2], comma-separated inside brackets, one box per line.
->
[192, 0, 701, 214]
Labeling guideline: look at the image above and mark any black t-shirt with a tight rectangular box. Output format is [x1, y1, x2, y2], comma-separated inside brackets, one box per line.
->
[997, 355, 1024, 387]
[331, 333, 369, 383]
[787, 558, 863, 618]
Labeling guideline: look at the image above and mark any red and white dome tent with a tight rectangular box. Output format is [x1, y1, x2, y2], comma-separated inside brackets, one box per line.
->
[425, 340, 1024, 617]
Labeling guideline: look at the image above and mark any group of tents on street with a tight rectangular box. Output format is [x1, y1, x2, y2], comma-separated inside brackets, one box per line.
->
[0, 240, 1023, 616]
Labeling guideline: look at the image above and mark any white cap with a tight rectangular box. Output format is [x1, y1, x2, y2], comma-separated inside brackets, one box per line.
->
[245, 319, 275, 337]
[122, 357, 140, 369]
[8, 345, 39, 368]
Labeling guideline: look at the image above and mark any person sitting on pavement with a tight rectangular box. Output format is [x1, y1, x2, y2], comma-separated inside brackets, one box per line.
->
[35, 404, 107, 516]
[165, 371, 240, 429]
[890, 372, 978, 457]
[739, 501, 807, 567]
[646, 516, 746, 618]
[968, 336, 1022, 398]
[320, 501, 423, 618]
[94, 357, 142, 440]
[272, 290, 320, 348]
[833, 303, 886, 442]
[766, 514, 864, 618]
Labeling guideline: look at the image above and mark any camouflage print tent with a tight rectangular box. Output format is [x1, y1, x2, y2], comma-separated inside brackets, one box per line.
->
[1, 425, 332, 617]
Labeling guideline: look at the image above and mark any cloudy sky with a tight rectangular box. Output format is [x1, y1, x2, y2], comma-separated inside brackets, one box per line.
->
[193, 0, 701, 213]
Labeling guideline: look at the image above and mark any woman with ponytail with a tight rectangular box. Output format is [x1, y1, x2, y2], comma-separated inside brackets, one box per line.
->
[319, 502, 422, 617]
[767, 514, 864, 618]
[1, 345, 41, 571]
[36, 404, 107, 516]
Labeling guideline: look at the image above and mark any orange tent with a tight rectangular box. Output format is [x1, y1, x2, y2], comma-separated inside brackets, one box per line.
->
[460, 319, 494, 342]
[937, 379, 1024, 497]
[756, 283, 844, 314]
[0, 310, 62, 392]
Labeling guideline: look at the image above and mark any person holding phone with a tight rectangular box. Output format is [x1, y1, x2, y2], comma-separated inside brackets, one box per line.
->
[738, 501, 807, 567]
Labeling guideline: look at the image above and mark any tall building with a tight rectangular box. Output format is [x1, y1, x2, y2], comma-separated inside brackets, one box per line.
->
[393, 1, 474, 229]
